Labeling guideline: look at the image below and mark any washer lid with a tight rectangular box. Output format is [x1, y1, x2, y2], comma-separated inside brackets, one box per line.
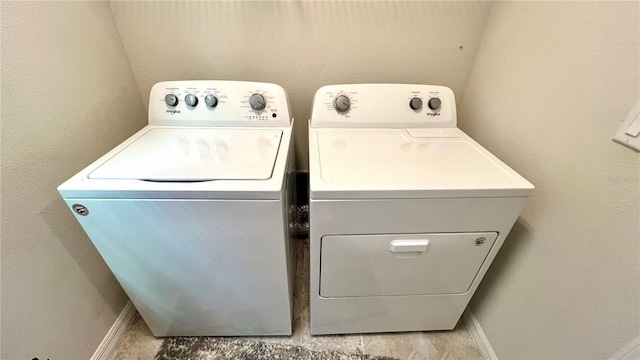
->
[89, 128, 283, 181]
[313, 128, 534, 198]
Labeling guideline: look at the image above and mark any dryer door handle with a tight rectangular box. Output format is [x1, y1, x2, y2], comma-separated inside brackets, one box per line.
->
[389, 239, 430, 253]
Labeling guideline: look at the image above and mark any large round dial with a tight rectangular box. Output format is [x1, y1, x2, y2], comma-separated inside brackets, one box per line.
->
[428, 97, 442, 110]
[249, 93, 266, 110]
[333, 95, 351, 112]
[204, 94, 218, 108]
[164, 94, 179, 107]
[185, 94, 198, 107]
[409, 97, 422, 110]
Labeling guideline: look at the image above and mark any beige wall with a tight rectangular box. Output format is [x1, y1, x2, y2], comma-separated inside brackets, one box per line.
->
[459, 2, 640, 359]
[109, 1, 492, 169]
[1, 2, 146, 359]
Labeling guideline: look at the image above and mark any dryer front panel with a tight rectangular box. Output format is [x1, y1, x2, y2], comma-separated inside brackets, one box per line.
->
[320, 232, 498, 298]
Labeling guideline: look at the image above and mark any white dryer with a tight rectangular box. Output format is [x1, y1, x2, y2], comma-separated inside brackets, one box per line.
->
[308, 84, 534, 335]
[59, 81, 296, 336]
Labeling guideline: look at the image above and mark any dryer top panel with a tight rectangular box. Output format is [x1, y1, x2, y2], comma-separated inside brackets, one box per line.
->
[310, 128, 534, 199]
[89, 127, 282, 181]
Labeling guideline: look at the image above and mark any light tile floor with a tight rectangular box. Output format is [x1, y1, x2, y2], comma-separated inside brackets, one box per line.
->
[110, 240, 482, 360]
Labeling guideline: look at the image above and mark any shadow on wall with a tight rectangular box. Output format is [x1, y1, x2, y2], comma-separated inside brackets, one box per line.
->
[40, 197, 125, 315]
[471, 218, 534, 311]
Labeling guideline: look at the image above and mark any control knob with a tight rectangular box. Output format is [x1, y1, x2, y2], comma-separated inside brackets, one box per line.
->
[164, 94, 179, 107]
[333, 95, 351, 112]
[185, 94, 198, 107]
[250, 93, 266, 110]
[428, 97, 441, 110]
[409, 97, 422, 110]
[205, 95, 218, 108]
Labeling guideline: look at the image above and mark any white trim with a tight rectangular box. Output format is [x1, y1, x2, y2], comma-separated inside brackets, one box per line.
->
[609, 336, 640, 360]
[91, 301, 137, 360]
[463, 307, 498, 360]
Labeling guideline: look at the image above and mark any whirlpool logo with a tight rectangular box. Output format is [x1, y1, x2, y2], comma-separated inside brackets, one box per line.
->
[427, 112, 441, 117]
[166, 109, 181, 114]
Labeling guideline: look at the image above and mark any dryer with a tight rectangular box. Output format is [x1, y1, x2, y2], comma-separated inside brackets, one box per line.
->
[59, 81, 296, 336]
[308, 84, 534, 335]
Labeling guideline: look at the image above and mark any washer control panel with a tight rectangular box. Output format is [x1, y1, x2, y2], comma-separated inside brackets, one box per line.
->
[149, 81, 291, 127]
[311, 84, 456, 128]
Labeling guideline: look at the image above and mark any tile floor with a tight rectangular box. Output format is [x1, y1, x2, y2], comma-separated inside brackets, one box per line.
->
[110, 240, 482, 360]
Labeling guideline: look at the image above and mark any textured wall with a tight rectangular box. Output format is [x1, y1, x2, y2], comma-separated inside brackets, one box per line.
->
[1, 2, 146, 359]
[459, 2, 640, 359]
[109, 1, 492, 169]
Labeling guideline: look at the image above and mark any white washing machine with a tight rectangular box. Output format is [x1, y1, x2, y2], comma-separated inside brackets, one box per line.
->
[58, 80, 296, 336]
[308, 84, 534, 335]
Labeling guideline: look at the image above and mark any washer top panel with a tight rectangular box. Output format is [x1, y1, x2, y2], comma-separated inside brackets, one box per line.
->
[89, 128, 282, 181]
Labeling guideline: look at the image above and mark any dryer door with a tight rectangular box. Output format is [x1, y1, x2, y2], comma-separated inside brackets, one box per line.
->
[320, 232, 498, 298]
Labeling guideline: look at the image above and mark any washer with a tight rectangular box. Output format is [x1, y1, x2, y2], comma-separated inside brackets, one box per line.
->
[58, 80, 296, 336]
[308, 84, 534, 335]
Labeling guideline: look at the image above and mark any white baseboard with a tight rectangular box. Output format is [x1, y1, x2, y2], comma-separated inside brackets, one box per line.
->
[463, 307, 498, 360]
[91, 301, 137, 360]
[609, 336, 640, 360]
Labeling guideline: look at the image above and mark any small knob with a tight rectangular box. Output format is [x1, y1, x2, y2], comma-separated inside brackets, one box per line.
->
[250, 93, 266, 110]
[409, 97, 422, 110]
[428, 97, 441, 110]
[333, 95, 351, 112]
[205, 95, 218, 108]
[164, 94, 179, 107]
[185, 94, 198, 107]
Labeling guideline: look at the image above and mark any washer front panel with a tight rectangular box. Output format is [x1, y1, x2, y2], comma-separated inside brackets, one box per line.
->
[66, 198, 293, 336]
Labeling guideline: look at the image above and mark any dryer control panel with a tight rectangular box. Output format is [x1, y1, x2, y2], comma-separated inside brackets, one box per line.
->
[149, 81, 292, 127]
[310, 84, 456, 128]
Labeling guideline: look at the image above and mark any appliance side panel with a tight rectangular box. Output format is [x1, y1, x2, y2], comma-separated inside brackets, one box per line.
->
[64, 198, 291, 336]
[282, 137, 297, 319]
